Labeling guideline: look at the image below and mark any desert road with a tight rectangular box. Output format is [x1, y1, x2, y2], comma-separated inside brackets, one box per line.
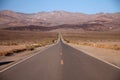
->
[0, 36, 120, 80]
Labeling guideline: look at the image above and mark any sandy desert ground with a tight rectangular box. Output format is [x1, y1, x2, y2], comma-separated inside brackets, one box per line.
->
[0, 30, 58, 56]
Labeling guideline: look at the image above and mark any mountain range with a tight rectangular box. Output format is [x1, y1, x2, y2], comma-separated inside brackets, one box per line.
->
[0, 10, 120, 31]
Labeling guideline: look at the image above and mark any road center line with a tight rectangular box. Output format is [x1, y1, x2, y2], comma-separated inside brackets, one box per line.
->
[60, 60, 64, 65]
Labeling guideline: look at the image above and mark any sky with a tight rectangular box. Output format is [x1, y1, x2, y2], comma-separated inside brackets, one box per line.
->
[0, 0, 120, 14]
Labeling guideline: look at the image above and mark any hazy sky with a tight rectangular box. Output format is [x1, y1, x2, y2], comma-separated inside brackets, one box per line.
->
[0, 0, 120, 14]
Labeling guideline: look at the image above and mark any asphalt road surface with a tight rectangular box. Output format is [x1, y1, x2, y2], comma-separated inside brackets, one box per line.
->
[0, 37, 120, 80]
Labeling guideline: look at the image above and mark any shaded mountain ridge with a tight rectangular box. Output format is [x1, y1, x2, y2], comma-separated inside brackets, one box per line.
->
[0, 10, 120, 31]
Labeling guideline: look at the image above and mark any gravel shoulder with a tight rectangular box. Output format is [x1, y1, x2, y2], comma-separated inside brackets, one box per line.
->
[69, 43, 120, 68]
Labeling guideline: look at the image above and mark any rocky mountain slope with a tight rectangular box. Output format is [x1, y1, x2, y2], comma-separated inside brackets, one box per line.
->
[0, 10, 120, 31]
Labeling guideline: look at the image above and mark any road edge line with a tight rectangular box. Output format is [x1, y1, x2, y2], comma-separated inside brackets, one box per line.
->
[0, 44, 55, 73]
[65, 42, 120, 70]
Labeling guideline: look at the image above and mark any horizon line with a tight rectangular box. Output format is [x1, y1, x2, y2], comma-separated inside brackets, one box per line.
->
[0, 9, 120, 15]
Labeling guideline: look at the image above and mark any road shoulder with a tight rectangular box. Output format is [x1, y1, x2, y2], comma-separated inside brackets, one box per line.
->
[0, 44, 55, 71]
[68, 43, 120, 68]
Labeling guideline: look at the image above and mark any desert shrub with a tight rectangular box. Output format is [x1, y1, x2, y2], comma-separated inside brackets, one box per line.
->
[13, 48, 26, 53]
[5, 52, 14, 56]
[26, 45, 35, 51]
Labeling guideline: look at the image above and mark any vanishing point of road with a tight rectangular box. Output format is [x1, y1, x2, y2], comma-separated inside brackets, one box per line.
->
[0, 35, 120, 80]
